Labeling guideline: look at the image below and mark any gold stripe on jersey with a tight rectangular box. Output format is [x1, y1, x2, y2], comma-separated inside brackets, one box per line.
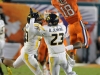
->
[24, 53, 36, 70]
[50, 57, 54, 74]
[34, 23, 45, 30]
[38, 36, 42, 41]
[34, 36, 41, 49]
[34, 39, 39, 50]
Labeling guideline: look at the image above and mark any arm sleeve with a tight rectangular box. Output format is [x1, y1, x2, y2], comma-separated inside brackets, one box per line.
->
[29, 18, 36, 33]
[33, 23, 46, 36]
[30, 18, 35, 28]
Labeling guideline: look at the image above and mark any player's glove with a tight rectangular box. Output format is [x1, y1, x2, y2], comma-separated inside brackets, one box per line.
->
[66, 53, 75, 67]
[30, 8, 39, 19]
[28, 8, 43, 24]
[27, 8, 34, 23]
[30, 8, 34, 18]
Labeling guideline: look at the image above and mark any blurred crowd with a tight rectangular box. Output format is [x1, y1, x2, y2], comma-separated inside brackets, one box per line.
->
[78, 0, 100, 64]
[78, 0, 98, 2]
[0, 0, 99, 3]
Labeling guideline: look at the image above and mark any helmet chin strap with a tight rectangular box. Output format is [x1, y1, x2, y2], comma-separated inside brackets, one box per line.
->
[48, 23, 52, 26]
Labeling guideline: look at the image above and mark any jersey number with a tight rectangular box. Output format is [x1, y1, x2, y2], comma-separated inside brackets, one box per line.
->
[0, 27, 4, 34]
[51, 33, 64, 45]
[25, 31, 28, 42]
[60, 4, 75, 17]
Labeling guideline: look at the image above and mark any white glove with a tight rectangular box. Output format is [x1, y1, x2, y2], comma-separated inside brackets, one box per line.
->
[66, 53, 75, 67]
[65, 45, 74, 51]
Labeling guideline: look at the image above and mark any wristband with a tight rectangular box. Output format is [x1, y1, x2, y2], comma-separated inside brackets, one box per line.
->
[65, 45, 74, 51]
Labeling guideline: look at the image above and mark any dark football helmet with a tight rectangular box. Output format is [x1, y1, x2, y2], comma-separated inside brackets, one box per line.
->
[46, 13, 59, 26]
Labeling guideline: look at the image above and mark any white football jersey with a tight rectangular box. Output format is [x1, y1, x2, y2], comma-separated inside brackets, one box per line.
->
[0, 20, 5, 40]
[36, 24, 67, 56]
[24, 18, 41, 53]
[0, 20, 5, 53]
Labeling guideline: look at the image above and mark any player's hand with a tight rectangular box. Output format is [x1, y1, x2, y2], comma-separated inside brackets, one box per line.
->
[30, 8, 39, 19]
[66, 53, 75, 67]
[34, 23, 45, 30]
[30, 8, 34, 18]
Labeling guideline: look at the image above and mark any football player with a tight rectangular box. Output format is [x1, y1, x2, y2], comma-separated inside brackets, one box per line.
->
[35, 13, 77, 75]
[0, 19, 5, 75]
[37, 10, 68, 75]
[51, 0, 89, 59]
[2, 8, 43, 75]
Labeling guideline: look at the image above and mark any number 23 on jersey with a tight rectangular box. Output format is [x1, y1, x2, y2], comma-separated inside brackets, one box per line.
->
[51, 33, 64, 45]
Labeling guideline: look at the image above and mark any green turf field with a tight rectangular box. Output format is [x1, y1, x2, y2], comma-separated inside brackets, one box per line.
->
[1, 64, 100, 75]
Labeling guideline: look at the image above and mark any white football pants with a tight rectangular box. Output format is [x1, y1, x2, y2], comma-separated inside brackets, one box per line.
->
[49, 52, 73, 75]
[13, 46, 43, 75]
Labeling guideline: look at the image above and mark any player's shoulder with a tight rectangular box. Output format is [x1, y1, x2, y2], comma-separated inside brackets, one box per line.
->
[34, 23, 41, 27]
[58, 24, 67, 32]
[25, 23, 29, 29]
[59, 24, 66, 28]
[26, 23, 29, 26]
[42, 25, 48, 29]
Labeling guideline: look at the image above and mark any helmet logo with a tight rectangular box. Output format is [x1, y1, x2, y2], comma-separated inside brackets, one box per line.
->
[46, 16, 50, 21]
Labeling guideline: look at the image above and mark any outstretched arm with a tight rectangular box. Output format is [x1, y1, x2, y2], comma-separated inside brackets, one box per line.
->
[65, 42, 88, 51]
[34, 24, 46, 36]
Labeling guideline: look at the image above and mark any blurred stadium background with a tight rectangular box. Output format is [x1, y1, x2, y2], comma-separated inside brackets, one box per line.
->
[0, 0, 100, 75]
